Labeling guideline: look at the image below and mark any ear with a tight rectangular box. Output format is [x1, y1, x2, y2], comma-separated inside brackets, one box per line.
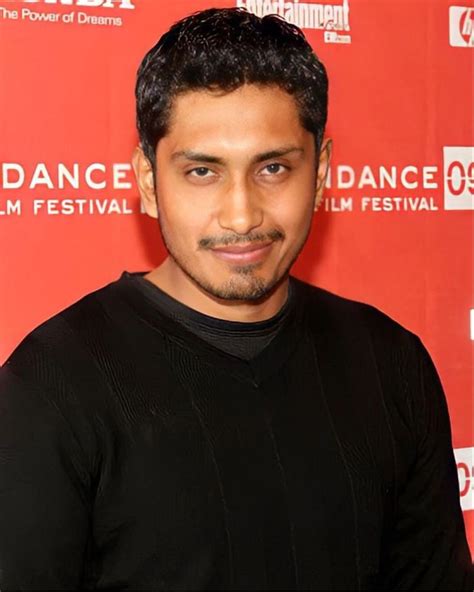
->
[132, 145, 158, 219]
[314, 138, 332, 212]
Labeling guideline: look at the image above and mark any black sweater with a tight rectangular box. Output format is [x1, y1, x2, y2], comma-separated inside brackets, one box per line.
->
[0, 272, 472, 590]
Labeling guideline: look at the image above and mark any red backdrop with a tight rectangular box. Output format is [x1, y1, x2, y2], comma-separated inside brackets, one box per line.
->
[1, 0, 473, 554]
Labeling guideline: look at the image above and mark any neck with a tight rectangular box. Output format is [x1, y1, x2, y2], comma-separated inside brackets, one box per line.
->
[144, 257, 289, 323]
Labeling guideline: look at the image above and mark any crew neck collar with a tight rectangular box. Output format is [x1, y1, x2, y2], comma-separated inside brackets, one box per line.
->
[131, 271, 294, 332]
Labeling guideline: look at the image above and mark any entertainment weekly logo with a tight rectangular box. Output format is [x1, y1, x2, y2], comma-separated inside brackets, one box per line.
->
[0, 0, 135, 27]
[455, 447, 474, 511]
[449, 6, 474, 47]
[236, 0, 351, 43]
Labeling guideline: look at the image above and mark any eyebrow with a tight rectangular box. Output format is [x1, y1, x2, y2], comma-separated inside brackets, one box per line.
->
[170, 146, 304, 165]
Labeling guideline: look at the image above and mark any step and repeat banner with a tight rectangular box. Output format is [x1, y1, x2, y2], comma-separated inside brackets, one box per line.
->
[0, 0, 473, 552]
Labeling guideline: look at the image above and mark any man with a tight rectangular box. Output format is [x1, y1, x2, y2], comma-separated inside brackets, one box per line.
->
[0, 7, 472, 590]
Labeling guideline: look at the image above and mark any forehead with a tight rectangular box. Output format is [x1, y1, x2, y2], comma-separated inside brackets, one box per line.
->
[163, 83, 308, 150]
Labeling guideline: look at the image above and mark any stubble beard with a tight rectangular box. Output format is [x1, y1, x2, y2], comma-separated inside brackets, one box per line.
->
[158, 226, 313, 304]
[158, 225, 294, 302]
[165, 244, 281, 303]
[183, 261, 274, 302]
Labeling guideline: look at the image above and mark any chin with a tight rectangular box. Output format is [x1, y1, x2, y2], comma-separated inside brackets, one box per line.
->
[195, 269, 285, 303]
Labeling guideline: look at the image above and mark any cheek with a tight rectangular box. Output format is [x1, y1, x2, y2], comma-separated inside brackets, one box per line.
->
[160, 207, 200, 244]
[272, 195, 314, 235]
[273, 171, 316, 230]
[157, 176, 200, 232]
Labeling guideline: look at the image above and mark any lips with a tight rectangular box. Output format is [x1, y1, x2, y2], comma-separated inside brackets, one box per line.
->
[210, 241, 273, 263]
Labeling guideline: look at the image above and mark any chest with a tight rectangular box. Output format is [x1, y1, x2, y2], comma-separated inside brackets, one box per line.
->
[90, 337, 411, 589]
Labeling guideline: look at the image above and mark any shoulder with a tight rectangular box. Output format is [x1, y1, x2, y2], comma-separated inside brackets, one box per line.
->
[2, 273, 168, 422]
[1, 276, 149, 421]
[0, 276, 155, 462]
[0, 282, 122, 480]
[292, 278, 444, 428]
[292, 276, 420, 350]
[4, 279, 118, 379]
[291, 277, 432, 407]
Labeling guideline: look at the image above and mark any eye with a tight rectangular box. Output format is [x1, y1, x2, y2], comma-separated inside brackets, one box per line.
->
[187, 167, 215, 178]
[260, 163, 288, 176]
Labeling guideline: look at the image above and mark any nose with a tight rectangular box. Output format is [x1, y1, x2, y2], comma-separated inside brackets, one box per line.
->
[217, 177, 263, 235]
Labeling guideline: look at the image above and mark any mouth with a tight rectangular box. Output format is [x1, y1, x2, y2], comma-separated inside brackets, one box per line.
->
[210, 241, 273, 264]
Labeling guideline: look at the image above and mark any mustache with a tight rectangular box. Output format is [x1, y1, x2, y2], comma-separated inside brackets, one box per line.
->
[198, 229, 285, 250]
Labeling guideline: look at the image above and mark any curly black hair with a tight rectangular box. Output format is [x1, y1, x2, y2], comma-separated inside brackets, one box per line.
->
[136, 7, 328, 169]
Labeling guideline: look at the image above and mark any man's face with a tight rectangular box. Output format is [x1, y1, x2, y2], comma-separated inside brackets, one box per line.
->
[135, 83, 330, 303]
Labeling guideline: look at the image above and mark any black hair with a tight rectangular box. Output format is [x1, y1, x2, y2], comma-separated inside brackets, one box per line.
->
[135, 7, 328, 168]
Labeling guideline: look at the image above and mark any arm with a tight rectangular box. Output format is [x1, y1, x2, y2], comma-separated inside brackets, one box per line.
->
[381, 336, 473, 590]
[0, 367, 91, 590]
